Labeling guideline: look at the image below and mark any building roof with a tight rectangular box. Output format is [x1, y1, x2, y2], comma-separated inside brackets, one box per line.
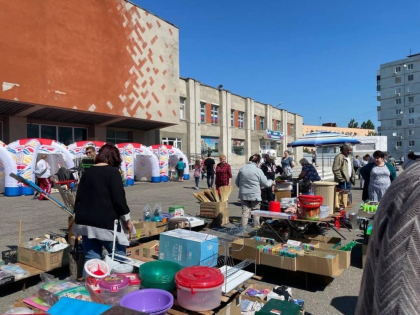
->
[125, 0, 179, 29]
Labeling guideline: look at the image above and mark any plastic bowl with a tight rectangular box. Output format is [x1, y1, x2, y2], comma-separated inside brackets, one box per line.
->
[141, 279, 176, 292]
[84, 259, 110, 279]
[120, 289, 173, 314]
[139, 261, 182, 282]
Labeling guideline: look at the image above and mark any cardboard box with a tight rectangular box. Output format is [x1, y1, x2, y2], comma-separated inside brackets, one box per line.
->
[159, 230, 218, 267]
[229, 238, 264, 264]
[362, 244, 367, 269]
[275, 190, 291, 201]
[216, 292, 242, 315]
[126, 244, 143, 260]
[314, 247, 351, 270]
[260, 252, 297, 271]
[241, 284, 273, 302]
[131, 221, 166, 240]
[142, 240, 159, 258]
[296, 251, 339, 276]
[212, 209, 230, 226]
[18, 239, 71, 271]
[303, 235, 341, 247]
[200, 202, 228, 218]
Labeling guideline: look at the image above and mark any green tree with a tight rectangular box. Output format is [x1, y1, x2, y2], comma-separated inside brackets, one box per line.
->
[361, 119, 375, 130]
[348, 119, 358, 128]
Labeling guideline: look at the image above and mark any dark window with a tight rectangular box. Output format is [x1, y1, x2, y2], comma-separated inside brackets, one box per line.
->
[58, 127, 73, 145]
[41, 125, 56, 140]
[27, 124, 40, 138]
[74, 128, 87, 142]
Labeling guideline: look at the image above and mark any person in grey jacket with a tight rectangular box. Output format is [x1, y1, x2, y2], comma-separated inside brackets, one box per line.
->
[236, 154, 274, 226]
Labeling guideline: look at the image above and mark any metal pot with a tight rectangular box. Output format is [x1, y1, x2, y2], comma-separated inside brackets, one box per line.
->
[349, 212, 358, 230]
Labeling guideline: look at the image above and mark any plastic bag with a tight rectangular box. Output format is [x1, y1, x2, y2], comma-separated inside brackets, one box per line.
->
[152, 203, 162, 222]
[0, 264, 30, 280]
[142, 204, 152, 221]
[4, 307, 34, 314]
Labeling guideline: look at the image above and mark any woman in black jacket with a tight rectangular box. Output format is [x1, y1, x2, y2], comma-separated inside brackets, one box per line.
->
[74, 144, 133, 263]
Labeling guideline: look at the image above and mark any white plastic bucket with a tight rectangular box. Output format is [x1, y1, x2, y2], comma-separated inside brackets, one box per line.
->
[112, 264, 134, 274]
[84, 259, 110, 279]
[319, 205, 330, 218]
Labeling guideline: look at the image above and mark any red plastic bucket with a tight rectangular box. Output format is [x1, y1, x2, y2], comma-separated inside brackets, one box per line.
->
[269, 201, 281, 212]
[297, 195, 323, 220]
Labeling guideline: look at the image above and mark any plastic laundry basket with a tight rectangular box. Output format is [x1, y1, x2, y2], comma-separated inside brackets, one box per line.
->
[313, 181, 337, 214]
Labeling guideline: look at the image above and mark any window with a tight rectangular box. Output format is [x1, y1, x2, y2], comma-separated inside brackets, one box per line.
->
[179, 98, 186, 120]
[396, 131, 402, 137]
[272, 119, 275, 130]
[408, 63, 414, 70]
[201, 136, 219, 157]
[397, 141, 402, 147]
[408, 74, 414, 81]
[231, 110, 234, 127]
[27, 124, 40, 138]
[409, 96, 414, 103]
[409, 129, 415, 136]
[238, 111, 244, 129]
[162, 137, 182, 150]
[395, 98, 401, 104]
[409, 107, 415, 113]
[395, 77, 402, 83]
[276, 121, 281, 131]
[200, 102, 206, 123]
[396, 109, 403, 115]
[395, 66, 401, 73]
[254, 115, 257, 130]
[106, 130, 130, 144]
[26, 124, 87, 144]
[396, 120, 402, 126]
[231, 139, 245, 156]
[408, 85, 414, 93]
[409, 118, 415, 125]
[211, 105, 218, 125]
[260, 117, 265, 130]
[409, 140, 415, 147]
[395, 87, 401, 95]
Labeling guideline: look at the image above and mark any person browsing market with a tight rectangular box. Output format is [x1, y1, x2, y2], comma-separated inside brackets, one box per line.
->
[260, 151, 282, 208]
[332, 143, 355, 191]
[35, 154, 52, 201]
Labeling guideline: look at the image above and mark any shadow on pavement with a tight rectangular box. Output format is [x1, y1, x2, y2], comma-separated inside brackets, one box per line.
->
[331, 296, 358, 315]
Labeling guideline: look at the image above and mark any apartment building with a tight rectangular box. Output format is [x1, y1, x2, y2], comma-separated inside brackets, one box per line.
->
[161, 78, 303, 165]
[377, 54, 420, 157]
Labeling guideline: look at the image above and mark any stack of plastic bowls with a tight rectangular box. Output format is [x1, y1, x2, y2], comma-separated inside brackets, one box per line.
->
[139, 261, 182, 291]
[120, 289, 174, 315]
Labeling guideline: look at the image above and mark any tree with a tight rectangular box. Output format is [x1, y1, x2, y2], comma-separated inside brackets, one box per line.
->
[361, 119, 375, 130]
[348, 119, 358, 128]
[367, 131, 377, 136]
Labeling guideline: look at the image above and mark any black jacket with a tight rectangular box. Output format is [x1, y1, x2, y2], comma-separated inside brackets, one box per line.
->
[75, 165, 130, 232]
[260, 161, 283, 181]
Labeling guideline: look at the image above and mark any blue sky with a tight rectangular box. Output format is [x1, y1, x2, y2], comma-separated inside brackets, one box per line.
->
[133, 0, 420, 128]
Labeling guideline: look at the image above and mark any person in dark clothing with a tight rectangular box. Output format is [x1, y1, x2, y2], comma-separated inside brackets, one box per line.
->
[204, 153, 216, 188]
[260, 151, 282, 209]
[74, 143, 133, 265]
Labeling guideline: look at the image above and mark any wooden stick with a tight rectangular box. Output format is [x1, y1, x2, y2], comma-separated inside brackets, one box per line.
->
[18, 220, 22, 245]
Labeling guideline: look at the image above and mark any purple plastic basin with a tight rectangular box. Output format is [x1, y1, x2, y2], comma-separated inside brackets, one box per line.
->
[120, 289, 174, 314]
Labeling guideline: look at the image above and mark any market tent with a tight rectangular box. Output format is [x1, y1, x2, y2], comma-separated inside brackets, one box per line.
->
[290, 132, 361, 180]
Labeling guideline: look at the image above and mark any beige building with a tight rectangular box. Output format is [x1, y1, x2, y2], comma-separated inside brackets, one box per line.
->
[303, 125, 374, 137]
[161, 78, 303, 166]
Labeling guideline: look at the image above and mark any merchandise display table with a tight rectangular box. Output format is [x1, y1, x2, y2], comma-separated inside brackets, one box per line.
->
[251, 210, 345, 242]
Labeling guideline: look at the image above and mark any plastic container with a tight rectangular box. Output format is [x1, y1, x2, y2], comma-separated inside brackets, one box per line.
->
[313, 181, 336, 214]
[268, 201, 281, 212]
[84, 259, 110, 279]
[139, 261, 182, 292]
[175, 266, 224, 311]
[120, 289, 173, 315]
[98, 274, 130, 305]
[319, 205, 330, 218]
[4, 307, 34, 314]
[116, 273, 141, 293]
[298, 195, 323, 220]
[112, 264, 134, 274]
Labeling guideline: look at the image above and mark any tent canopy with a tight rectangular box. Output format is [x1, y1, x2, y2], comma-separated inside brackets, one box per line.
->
[290, 132, 361, 148]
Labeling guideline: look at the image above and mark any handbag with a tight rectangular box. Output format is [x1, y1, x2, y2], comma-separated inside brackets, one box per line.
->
[69, 238, 85, 280]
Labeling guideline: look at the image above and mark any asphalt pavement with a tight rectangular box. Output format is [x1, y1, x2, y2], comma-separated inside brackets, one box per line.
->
[0, 174, 372, 314]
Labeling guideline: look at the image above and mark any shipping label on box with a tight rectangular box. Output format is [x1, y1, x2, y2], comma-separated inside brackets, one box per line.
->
[18, 239, 71, 271]
[159, 230, 218, 267]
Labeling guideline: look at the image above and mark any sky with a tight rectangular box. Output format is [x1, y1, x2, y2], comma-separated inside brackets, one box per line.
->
[133, 0, 420, 129]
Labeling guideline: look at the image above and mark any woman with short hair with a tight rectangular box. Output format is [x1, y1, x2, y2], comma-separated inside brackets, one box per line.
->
[215, 155, 232, 189]
[360, 150, 396, 202]
[281, 150, 295, 179]
[74, 143, 133, 265]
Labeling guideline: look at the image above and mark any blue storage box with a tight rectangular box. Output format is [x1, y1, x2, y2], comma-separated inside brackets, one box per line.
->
[159, 230, 218, 267]
[47, 297, 111, 315]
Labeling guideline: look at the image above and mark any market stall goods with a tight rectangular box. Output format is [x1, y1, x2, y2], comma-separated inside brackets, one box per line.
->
[120, 289, 174, 314]
[139, 260, 182, 291]
[98, 274, 130, 305]
[175, 266, 225, 311]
